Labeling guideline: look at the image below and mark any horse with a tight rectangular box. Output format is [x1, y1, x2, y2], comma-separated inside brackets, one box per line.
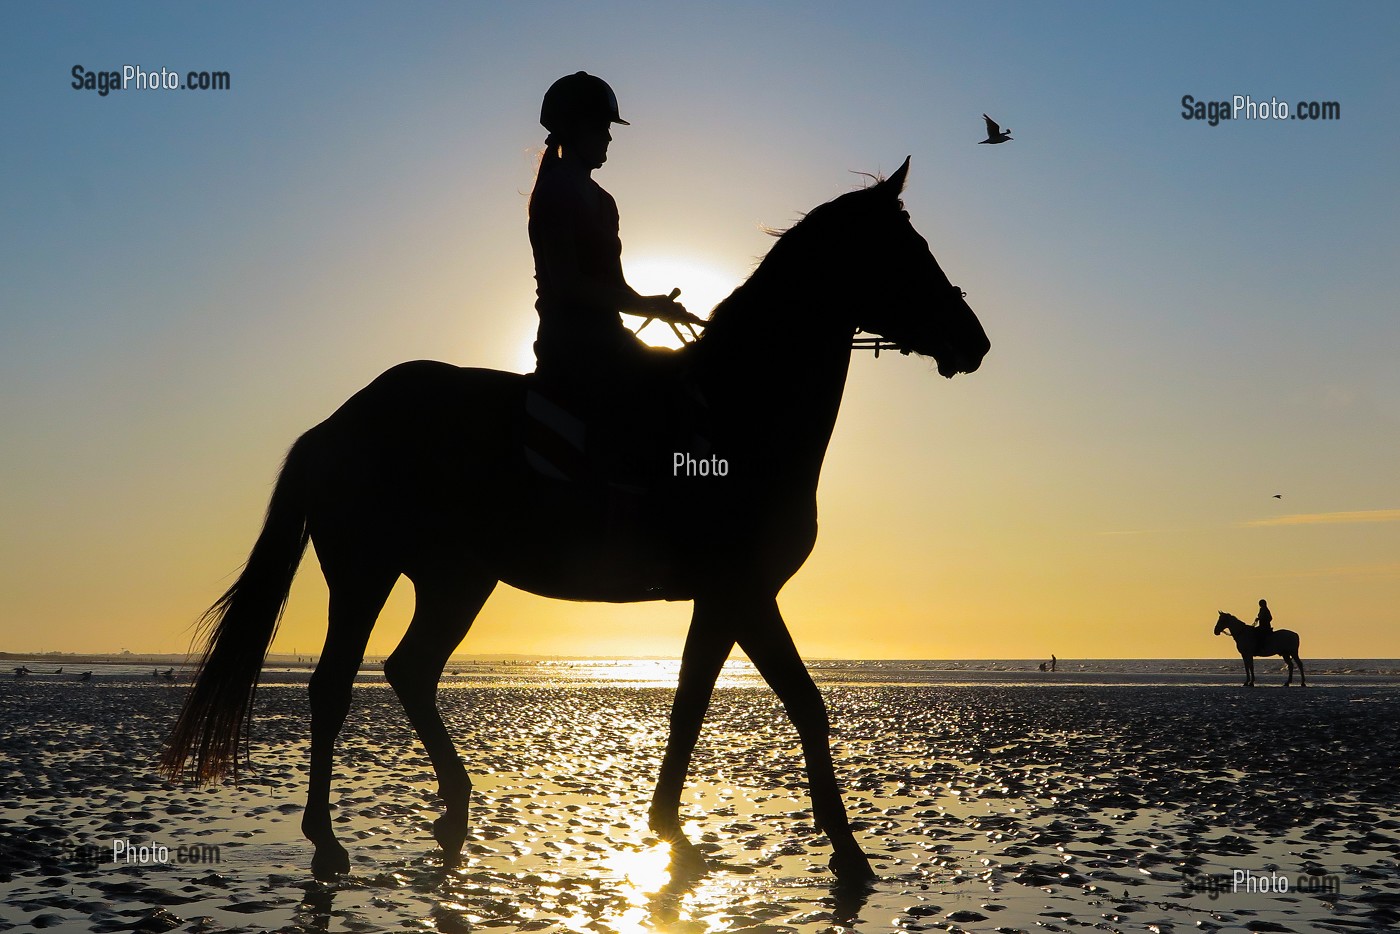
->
[1214, 611, 1306, 687]
[160, 157, 990, 884]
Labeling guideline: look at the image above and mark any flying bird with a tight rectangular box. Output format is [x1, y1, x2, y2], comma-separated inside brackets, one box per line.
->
[1272, 494, 1283, 499]
[980, 114, 1012, 144]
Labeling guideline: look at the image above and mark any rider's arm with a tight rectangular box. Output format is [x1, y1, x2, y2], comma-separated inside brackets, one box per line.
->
[531, 183, 694, 323]
[535, 227, 690, 320]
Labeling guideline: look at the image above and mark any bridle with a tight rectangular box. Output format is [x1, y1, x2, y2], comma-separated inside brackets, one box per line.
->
[852, 285, 968, 356]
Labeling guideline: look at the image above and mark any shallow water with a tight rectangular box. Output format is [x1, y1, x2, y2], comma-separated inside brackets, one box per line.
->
[1, 679, 1397, 932]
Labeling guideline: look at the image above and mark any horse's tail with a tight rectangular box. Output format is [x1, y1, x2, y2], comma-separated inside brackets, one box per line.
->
[161, 436, 313, 784]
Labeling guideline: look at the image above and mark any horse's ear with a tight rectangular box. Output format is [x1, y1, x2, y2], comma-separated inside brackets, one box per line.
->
[884, 156, 911, 195]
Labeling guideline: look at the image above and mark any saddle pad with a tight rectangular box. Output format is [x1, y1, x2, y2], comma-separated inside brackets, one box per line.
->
[521, 380, 713, 485]
[523, 389, 589, 483]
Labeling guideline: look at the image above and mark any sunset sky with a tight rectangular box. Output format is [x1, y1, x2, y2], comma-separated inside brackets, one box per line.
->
[3, 3, 1397, 660]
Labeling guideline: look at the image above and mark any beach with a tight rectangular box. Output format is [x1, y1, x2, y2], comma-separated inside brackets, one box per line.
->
[1, 664, 1398, 933]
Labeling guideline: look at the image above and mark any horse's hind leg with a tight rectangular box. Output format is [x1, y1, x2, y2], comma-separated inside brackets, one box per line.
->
[1295, 652, 1307, 688]
[383, 571, 495, 868]
[304, 566, 397, 879]
[1283, 656, 1294, 687]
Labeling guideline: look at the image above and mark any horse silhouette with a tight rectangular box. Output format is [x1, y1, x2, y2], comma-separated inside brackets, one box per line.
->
[161, 158, 990, 884]
[1214, 611, 1306, 687]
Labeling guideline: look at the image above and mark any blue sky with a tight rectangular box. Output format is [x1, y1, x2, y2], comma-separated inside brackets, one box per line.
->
[2, 2, 1397, 657]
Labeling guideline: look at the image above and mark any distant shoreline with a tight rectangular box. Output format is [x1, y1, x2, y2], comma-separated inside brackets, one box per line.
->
[5, 653, 1397, 689]
[6, 651, 1399, 664]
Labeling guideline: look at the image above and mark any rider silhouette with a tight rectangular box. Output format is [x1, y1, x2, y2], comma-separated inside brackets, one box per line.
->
[1255, 598, 1274, 650]
[529, 72, 698, 393]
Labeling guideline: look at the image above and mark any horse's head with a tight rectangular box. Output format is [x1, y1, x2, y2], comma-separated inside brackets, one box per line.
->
[1214, 611, 1236, 635]
[804, 157, 990, 378]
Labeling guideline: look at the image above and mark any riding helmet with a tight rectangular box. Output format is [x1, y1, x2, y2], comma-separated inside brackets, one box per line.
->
[540, 71, 629, 135]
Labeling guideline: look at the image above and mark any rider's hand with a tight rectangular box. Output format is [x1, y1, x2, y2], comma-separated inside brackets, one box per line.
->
[643, 290, 704, 326]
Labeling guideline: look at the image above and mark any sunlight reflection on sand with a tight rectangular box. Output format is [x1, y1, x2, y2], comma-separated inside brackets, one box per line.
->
[2, 678, 1399, 932]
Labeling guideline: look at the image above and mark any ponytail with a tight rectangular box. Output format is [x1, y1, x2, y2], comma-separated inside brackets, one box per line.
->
[530, 135, 562, 213]
[538, 133, 562, 176]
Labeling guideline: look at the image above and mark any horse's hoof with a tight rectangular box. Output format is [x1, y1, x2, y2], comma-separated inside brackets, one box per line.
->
[647, 805, 682, 842]
[433, 814, 468, 864]
[666, 835, 707, 872]
[829, 849, 876, 886]
[311, 843, 351, 880]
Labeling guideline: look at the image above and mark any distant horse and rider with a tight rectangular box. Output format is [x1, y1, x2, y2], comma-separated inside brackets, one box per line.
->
[161, 156, 990, 884]
[1214, 610, 1306, 687]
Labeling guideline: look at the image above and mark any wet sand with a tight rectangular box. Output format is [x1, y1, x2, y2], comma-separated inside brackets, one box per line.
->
[2, 679, 1397, 933]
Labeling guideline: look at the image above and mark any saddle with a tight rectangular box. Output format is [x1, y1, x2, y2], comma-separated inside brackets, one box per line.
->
[1252, 628, 1274, 655]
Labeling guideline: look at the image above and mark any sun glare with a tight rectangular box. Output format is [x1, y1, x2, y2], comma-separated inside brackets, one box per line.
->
[604, 841, 675, 899]
[512, 256, 738, 367]
[622, 255, 738, 349]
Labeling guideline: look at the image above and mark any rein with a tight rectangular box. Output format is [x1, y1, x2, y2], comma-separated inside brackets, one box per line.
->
[635, 285, 970, 357]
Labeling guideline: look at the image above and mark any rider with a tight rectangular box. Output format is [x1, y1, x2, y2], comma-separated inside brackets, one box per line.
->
[1255, 598, 1274, 649]
[529, 71, 698, 396]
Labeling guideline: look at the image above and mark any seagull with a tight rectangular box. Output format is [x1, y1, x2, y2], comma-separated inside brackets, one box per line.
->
[980, 114, 1012, 144]
[78, 671, 93, 681]
[1272, 494, 1283, 499]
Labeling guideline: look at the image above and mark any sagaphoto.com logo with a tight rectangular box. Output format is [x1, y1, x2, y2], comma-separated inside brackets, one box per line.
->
[72, 839, 222, 869]
[71, 64, 231, 97]
[1181, 94, 1340, 126]
[1181, 868, 1342, 901]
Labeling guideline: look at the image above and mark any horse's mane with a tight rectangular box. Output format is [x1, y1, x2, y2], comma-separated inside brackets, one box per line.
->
[691, 177, 890, 345]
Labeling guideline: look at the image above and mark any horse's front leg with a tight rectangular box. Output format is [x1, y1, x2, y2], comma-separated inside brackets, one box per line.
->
[1243, 655, 1255, 687]
[648, 604, 735, 863]
[735, 597, 875, 884]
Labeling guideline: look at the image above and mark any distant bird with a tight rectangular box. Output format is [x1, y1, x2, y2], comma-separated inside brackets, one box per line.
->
[13, 666, 32, 677]
[162, 668, 175, 680]
[78, 671, 93, 682]
[980, 114, 1012, 144]
[54, 667, 63, 674]
[1272, 494, 1283, 499]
